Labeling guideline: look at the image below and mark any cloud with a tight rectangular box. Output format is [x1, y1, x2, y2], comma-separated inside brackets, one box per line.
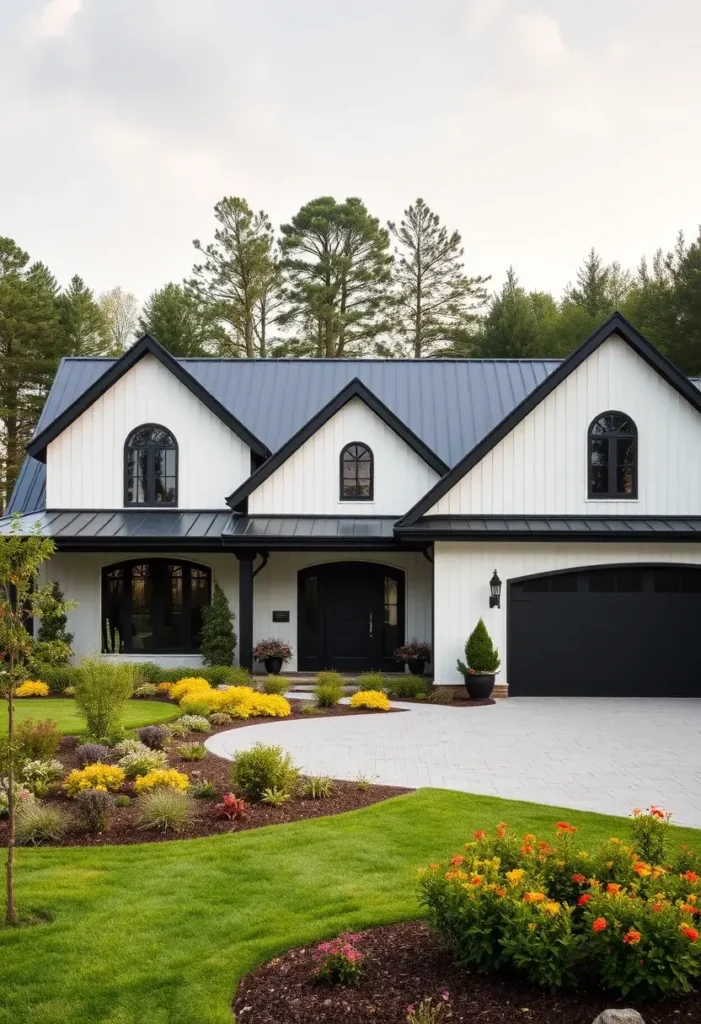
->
[464, 0, 506, 39]
[33, 0, 82, 40]
[507, 12, 569, 66]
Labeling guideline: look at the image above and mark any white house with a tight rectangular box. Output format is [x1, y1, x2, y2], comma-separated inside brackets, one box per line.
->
[4, 313, 701, 697]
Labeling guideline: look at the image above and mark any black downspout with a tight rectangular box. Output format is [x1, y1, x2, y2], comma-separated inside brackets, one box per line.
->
[237, 553, 255, 671]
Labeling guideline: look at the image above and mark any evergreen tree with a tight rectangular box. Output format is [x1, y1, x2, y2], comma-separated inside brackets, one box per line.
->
[0, 238, 62, 507]
[457, 618, 500, 674]
[56, 275, 110, 356]
[565, 248, 613, 318]
[279, 196, 392, 357]
[475, 268, 540, 357]
[36, 580, 74, 664]
[138, 282, 215, 356]
[191, 197, 280, 357]
[199, 582, 237, 666]
[388, 198, 489, 357]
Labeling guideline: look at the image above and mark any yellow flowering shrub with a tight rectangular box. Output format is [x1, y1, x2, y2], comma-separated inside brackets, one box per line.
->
[209, 687, 291, 719]
[64, 763, 125, 796]
[155, 682, 173, 695]
[350, 689, 391, 711]
[15, 681, 50, 698]
[169, 677, 212, 703]
[134, 769, 189, 794]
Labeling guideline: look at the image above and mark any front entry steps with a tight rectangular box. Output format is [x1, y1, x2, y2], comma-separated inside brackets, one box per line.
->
[252, 673, 508, 698]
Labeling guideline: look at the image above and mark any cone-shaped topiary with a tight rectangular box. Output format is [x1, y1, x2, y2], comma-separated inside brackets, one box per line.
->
[457, 618, 500, 675]
[200, 582, 237, 667]
[36, 580, 74, 663]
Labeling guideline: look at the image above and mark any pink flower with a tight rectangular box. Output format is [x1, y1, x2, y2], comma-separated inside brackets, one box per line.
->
[442, 990, 450, 1001]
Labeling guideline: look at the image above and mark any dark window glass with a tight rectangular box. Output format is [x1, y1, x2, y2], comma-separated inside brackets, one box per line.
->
[588, 412, 637, 499]
[125, 425, 177, 506]
[551, 573, 578, 592]
[615, 570, 643, 592]
[589, 570, 617, 593]
[101, 560, 210, 654]
[383, 576, 399, 657]
[654, 569, 680, 593]
[521, 577, 551, 593]
[340, 443, 373, 500]
[680, 571, 701, 594]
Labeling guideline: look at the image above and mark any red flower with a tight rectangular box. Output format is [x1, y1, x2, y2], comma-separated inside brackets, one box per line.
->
[623, 930, 642, 945]
[683, 871, 700, 884]
[578, 894, 593, 906]
[681, 925, 699, 942]
[606, 883, 622, 895]
[496, 822, 507, 839]
[473, 830, 486, 840]
[450, 854, 464, 867]
[649, 806, 666, 819]
[572, 874, 587, 885]
[592, 917, 608, 933]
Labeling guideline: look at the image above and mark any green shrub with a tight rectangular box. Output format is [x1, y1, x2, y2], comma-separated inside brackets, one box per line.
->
[208, 665, 248, 686]
[138, 790, 191, 832]
[35, 580, 74, 664]
[130, 662, 164, 686]
[458, 618, 500, 675]
[356, 672, 386, 691]
[118, 748, 168, 779]
[387, 677, 431, 700]
[189, 779, 216, 799]
[230, 743, 300, 802]
[200, 582, 237, 667]
[261, 786, 289, 807]
[74, 658, 134, 740]
[15, 801, 67, 846]
[74, 788, 114, 832]
[133, 684, 158, 698]
[260, 675, 288, 696]
[314, 681, 343, 708]
[178, 742, 207, 761]
[176, 714, 211, 733]
[112, 738, 146, 758]
[114, 794, 131, 808]
[301, 776, 334, 799]
[21, 758, 64, 797]
[15, 718, 60, 760]
[30, 664, 84, 694]
[316, 671, 344, 688]
[179, 695, 212, 716]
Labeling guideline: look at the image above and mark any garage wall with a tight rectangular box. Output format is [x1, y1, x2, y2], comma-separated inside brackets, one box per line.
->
[433, 540, 701, 685]
[251, 550, 434, 673]
[428, 334, 701, 516]
[40, 551, 239, 667]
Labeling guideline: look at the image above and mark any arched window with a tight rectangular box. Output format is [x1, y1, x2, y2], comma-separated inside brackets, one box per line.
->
[101, 558, 210, 654]
[588, 411, 637, 498]
[124, 424, 178, 506]
[340, 443, 373, 501]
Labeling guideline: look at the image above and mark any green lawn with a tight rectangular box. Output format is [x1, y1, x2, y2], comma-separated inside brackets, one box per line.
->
[1, 789, 700, 1024]
[1, 698, 179, 735]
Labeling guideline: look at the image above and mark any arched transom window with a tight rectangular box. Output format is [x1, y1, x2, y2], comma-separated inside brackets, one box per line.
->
[588, 411, 637, 499]
[125, 424, 178, 506]
[340, 442, 373, 501]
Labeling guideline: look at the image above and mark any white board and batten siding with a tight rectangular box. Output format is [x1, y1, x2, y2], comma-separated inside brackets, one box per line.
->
[46, 354, 251, 510]
[248, 397, 440, 516]
[429, 334, 701, 517]
[433, 541, 701, 686]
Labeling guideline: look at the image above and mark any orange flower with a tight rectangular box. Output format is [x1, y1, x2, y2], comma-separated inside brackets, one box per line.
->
[623, 930, 642, 945]
[543, 901, 560, 916]
[681, 925, 699, 942]
[496, 822, 507, 839]
[680, 903, 700, 916]
[633, 862, 651, 878]
[506, 868, 525, 885]
[651, 901, 665, 912]
[429, 864, 440, 871]
[592, 917, 607, 933]
[523, 891, 546, 903]
[520, 844, 534, 855]
[473, 830, 486, 841]
[523, 833, 536, 843]
[470, 874, 483, 886]
[606, 883, 622, 894]
[572, 874, 587, 885]
[555, 822, 578, 834]
[578, 894, 593, 906]
[649, 806, 666, 820]
[450, 854, 464, 867]
[632, 808, 642, 817]
[683, 871, 700, 884]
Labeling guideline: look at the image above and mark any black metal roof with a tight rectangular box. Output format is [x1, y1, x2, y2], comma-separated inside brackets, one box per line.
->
[7, 353, 561, 515]
[395, 516, 701, 540]
[223, 515, 398, 547]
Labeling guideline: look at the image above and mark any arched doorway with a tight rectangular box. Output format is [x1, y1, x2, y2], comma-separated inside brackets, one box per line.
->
[298, 562, 405, 673]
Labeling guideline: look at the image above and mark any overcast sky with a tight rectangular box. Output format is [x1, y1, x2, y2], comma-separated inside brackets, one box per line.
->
[1, 0, 700, 304]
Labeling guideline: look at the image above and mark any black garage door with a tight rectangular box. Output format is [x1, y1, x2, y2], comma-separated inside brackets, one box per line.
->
[509, 565, 701, 697]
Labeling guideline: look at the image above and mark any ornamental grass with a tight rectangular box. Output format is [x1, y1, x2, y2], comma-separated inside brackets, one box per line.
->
[419, 807, 701, 1000]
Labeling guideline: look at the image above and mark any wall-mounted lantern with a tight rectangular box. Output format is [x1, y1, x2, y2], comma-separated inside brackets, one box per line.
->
[489, 570, 502, 609]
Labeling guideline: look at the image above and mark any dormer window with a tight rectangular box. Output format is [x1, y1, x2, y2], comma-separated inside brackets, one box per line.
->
[340, 442, 373, 501]
[125, 424, 178, 506]
[588, 412, 637, 499]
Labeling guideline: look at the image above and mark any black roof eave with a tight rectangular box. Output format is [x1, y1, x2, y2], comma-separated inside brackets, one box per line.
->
[26, 335, 270, 461]
[397, 313, 701, 528]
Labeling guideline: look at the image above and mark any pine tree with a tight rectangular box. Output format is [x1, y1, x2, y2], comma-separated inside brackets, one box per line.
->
[279, 196, 392, 357]
[388, 198, 489, 357]
[475, 268, 540, 357]
[138, 283, 215, 356]
[199, 582, 237, 666]
[36, 580, 74, 663]
[458, 618, 500, 674]
[56, 275, 110, 356]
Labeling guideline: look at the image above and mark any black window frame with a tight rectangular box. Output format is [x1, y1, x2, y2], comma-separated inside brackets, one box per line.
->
[124, 423, 178, 507]
[101, 558, 211, 655]
[339, 442, 374, 502]
[587, 411, 638, 499]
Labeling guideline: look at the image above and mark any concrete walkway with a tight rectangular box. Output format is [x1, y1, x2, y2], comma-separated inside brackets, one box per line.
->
[206, 697, 701, 828]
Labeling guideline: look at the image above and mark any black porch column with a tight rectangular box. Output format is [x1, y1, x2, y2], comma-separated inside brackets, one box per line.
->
[237, 553, 255, 671]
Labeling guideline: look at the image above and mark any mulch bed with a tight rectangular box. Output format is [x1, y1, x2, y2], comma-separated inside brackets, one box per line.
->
[234, 920, 701, 1024]
[0, 702, 410, 847]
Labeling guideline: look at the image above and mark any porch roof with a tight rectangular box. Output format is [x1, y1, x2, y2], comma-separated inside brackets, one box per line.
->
[395, 515, 701, 540]
[223, 514, 399, 547]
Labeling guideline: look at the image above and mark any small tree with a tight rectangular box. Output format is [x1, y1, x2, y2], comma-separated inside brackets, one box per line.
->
[73, 658, 133, 742]
[458, 618, 500, 676]
[35, 581, 74, 665]
[0, 516, 71, 925]
[200, 582, 236, 666]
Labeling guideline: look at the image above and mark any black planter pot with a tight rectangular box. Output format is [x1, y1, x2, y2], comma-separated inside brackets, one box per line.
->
[463, 673, 495, 700]
[264, 657, 283, 675]
[407, 659, 426, 677]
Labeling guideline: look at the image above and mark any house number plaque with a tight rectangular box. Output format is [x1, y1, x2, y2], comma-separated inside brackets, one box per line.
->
[272, 610, 290, 623]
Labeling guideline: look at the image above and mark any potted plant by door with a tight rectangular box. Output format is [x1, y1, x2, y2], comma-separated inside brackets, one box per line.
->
[252, 638, 292, 675]
[394, 640, 432, 677]
[457, 619, 500, 700]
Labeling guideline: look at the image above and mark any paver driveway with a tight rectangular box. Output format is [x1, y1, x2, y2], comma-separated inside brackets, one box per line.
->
[206, 697, 701, 828]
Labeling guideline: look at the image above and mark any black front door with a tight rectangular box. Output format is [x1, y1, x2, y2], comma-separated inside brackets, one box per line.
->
[298, 562, 404, 673]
